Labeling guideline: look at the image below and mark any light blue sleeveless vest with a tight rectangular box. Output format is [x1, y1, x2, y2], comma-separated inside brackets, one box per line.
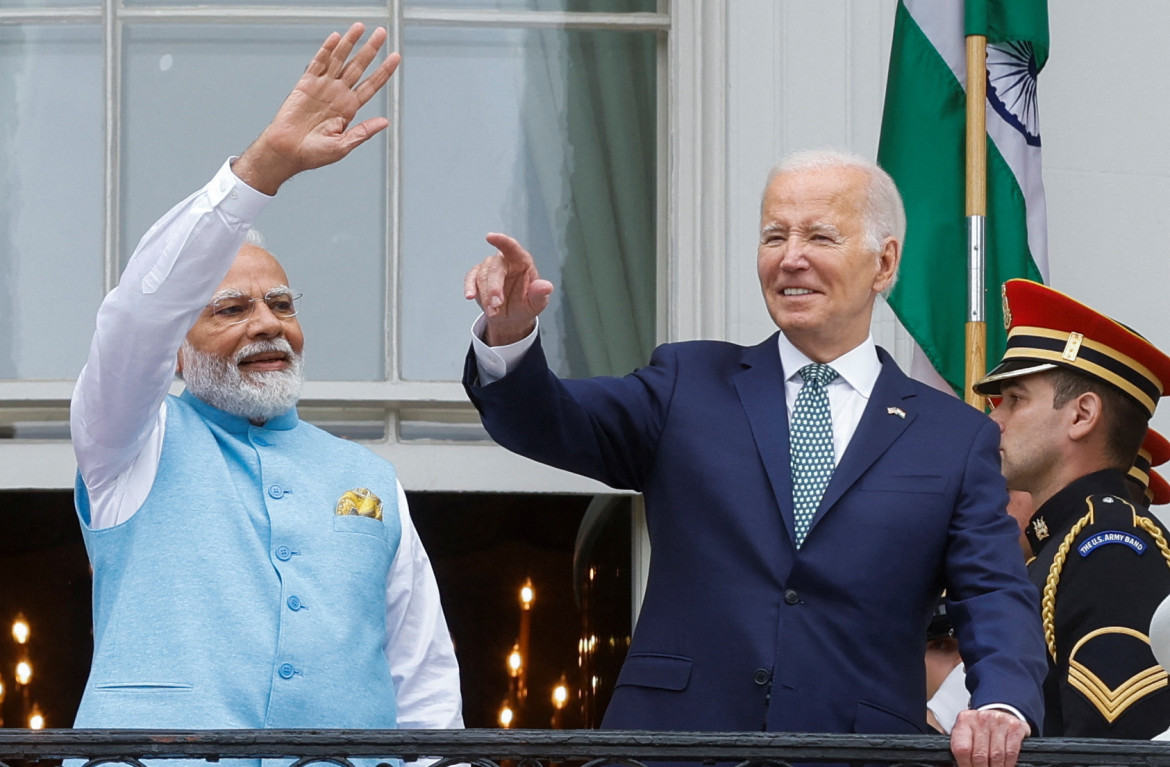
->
[75, 390, 402, 752]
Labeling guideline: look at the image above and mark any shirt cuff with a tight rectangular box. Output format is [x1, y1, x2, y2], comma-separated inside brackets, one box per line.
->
[470, 314, 538, 385]
[926, 662, 968, 734]
[977, 703, 1027, 725]
[212, 156, 275, 219]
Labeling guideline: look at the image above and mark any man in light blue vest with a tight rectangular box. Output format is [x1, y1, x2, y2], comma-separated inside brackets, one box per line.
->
[69, 23, 463, 755]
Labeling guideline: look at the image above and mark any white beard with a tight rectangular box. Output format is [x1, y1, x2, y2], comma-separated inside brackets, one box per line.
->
[180, 338, 304, 423]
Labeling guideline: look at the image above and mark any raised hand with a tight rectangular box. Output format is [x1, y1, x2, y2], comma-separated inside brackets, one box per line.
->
[464, 233, 555, 347]
[233, 23, 401, 195]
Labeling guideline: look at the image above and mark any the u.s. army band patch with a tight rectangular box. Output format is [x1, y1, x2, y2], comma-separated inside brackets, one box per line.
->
[1078, 530, 1148, 557]
[336, 487, 383, 520]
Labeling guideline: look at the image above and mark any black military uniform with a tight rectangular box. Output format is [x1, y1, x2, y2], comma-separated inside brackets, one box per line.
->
[1025, 469, 1170, 737]
[975, 279, 1170, 738]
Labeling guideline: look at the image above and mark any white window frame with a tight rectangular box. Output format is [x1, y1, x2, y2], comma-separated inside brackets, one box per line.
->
[0, 0, 724, 494]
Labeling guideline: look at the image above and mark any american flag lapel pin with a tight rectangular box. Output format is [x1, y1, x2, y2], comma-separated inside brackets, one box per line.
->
[887, 406, 906, 419]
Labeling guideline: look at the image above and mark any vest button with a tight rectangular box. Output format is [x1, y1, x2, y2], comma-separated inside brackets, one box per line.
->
[287, 595, 303, 611]
[753, 668, 771, 686]
[784, 589, 800, 605]
[275, 546, 293, 561]
[268, 484, 284, 499]
[278, 663, 296, 679]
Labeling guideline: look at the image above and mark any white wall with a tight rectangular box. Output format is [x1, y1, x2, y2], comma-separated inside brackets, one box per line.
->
[725, 1, 897, 347]
[1043, 2, 1170, 444]
[723, 0, 1170, 446]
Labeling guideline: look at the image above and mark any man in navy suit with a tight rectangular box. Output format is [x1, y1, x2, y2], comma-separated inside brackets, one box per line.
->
[463, 150, 1046, 767]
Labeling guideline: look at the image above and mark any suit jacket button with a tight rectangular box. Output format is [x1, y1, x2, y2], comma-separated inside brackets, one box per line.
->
[784, 589, 800, 605]
[753, 669, 771, 686]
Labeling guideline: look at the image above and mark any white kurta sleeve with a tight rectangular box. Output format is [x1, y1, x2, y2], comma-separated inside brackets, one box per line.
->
[384, 480, 465, 729]
[71, 159, 272, 529]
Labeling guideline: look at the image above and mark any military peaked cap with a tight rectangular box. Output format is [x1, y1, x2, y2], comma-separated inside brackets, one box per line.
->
[974, 279, 1170, 417]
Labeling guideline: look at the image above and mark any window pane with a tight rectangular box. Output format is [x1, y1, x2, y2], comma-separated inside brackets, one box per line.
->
[407, 0, 657, 11]
[121, 24, 391, 381]
[0, 25, 104, 380]
[400, 23, 656, 381]
[1, 0, 97, 6]
[124, 0, 384, 6]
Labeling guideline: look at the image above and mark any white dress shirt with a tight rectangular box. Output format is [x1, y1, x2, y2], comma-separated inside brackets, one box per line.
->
[71, 158, 463, 730]
[775, 331, 882, 463]
[927, 663, 970, 735]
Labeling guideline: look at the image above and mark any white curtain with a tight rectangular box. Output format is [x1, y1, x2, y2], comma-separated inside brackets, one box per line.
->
[518, 0, 656, 378]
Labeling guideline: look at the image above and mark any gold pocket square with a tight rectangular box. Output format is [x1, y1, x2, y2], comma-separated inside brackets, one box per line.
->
[335, 488, 383, 520]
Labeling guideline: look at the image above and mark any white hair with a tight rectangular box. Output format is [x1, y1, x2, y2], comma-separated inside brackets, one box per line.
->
[763, 149, 907, 289]
[243, 228, 267, 249]
[179, 337, 303, 423]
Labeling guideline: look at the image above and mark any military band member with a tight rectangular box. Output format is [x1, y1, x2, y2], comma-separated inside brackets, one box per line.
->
[1150, 469, 1170, 508]
[1127, 429, 1170, 508]
[974, 279, 1170, 738]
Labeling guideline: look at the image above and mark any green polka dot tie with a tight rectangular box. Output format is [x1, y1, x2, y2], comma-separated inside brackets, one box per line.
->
[790, 363, 838, 548]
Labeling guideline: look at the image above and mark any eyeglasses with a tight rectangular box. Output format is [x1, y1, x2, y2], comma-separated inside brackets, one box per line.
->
[206, 289, 302, 326]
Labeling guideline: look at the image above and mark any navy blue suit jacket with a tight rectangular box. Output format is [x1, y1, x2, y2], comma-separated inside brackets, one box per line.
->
[464, 332, 1046, 734]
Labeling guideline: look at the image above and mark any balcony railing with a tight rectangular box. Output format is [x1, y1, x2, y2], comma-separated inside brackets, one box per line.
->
[3, 730, 1170, 767]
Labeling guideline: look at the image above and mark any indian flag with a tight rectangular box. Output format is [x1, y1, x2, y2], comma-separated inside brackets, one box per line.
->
[878, 0, 1049, 395]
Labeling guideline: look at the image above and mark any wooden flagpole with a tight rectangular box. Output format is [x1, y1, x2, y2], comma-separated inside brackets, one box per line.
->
[964, 33, 988, 408]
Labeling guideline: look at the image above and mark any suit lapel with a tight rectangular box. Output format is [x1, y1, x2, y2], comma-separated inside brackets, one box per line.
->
[810, 348, 919, 534]
[732, 333, 797, 542]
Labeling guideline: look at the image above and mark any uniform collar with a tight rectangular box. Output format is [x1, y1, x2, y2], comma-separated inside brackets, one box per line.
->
[179, 388, 299, 433]
[1025, 468, 1132, 555]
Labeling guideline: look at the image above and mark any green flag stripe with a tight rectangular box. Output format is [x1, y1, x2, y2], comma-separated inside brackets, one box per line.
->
[965, 0, 1049, 67]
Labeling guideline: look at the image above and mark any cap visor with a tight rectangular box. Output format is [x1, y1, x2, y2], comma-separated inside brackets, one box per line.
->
[972, 361, 1059, 396]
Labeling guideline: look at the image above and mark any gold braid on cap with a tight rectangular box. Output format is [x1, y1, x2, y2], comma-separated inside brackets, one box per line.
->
[1042, 499, 1170, 661]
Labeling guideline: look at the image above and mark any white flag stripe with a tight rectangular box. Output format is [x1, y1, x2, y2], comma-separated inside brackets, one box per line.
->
[988, 114, 1049, 279]
[910, 342, 960, 396]
[905, 0, 965, 86]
